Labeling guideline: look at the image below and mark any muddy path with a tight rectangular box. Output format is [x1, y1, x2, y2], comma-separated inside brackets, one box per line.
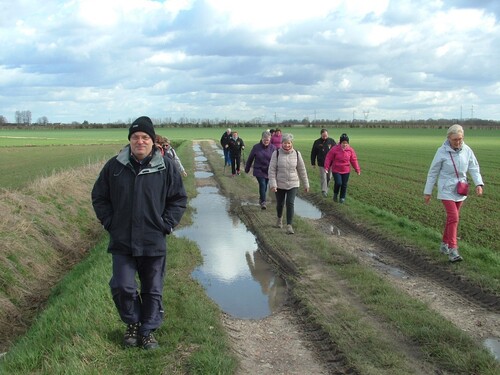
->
[197, 140, 499, 374]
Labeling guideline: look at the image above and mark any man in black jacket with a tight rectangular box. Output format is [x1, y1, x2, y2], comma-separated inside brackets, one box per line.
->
[92, 116, 187, 350]
[227, 131, 245, 176]
[310, 128, 336, 197]
[220, 128, 232, 167]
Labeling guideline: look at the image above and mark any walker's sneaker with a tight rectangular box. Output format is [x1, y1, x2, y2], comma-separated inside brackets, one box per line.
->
[322, 191, 328, 198]
[333, 194, 338, 202]
[286, 224, 295, 234]
[123, 322, 140, 347]
[448, 248, 463, 263]
[276, 217, 283, 228]
[260, 201, 267, 210]
[139, 333, 159, 350]
[440, 242, 450, 255]
[339, 198, 345, 204]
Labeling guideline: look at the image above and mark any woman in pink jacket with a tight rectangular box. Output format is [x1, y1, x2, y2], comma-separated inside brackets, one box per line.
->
[324, 133, 361, 203]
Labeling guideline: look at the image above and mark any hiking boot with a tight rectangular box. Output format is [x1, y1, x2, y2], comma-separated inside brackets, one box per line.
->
[440, 242, 450, 255]
[275, 217, 283, 228]
[286, 224, 294, 234]
[139, 333, 159, 350]
[123, 322, 140, 347]
[448, 248, 463, 263]
[339, 198, 345, 204]
[322, 191, 328, 198]
[333, 194, 338, 202]
[260, 201, 267, 210]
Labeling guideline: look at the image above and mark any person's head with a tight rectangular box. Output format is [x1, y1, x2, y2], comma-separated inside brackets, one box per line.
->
[447, 124, 464, 150]
[128, 116, 155, 160]
[226, 128, 231, 134]
[261, 131, 271, 146]
[339, 133, 349, 149]
[320, 128, 329, 139]
[281, 133, 293, 151]
[162, 137, 171, 150]
[232, 131, 238, 139]
[275, 128, 282, 135]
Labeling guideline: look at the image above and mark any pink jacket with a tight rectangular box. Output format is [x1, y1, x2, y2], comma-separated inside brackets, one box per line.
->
[324, 144, 360, 174]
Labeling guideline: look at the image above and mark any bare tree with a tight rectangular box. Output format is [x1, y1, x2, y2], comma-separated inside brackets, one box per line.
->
[37, 116, 49, 125]
[0, 115, 7, 124]
[15, 110, 32, 125]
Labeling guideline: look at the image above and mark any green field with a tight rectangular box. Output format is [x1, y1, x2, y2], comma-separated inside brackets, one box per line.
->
[1, 126, 499, 256]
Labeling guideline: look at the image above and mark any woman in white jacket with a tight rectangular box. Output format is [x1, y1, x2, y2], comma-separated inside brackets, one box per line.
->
[424, 124, 484, 262]
[268, 133, 309, 234]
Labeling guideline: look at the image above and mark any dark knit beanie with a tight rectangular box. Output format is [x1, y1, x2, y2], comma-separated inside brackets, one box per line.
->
[339, 133, 349, 143]
[128, 116, 155, 140]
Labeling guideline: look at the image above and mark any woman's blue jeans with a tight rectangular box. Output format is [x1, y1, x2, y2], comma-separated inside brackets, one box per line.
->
[332, 172, 350, 199]
[256, 176, 269, 203]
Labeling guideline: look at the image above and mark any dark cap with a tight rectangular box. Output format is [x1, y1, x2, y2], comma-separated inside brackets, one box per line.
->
[128, 116, 155, 140]
[340, 133, 349, 143]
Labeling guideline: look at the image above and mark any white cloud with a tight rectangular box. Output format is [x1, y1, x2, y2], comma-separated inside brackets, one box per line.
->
[0, 0, 499, 123]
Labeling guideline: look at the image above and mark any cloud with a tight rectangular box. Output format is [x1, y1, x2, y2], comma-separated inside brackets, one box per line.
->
[0, 0, 499, 123]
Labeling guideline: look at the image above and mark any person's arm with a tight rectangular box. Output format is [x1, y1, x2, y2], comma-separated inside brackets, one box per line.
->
[162, 162, 188, 233]
[423, 149, 442, 202]
[91, 161, 114, 230]
[310, 140, 317, 166]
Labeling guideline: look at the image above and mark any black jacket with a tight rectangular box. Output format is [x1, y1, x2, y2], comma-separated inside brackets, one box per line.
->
[228, 137, 245, 157]
[91, 146, 187, 257]
[220, 131, 231, 148]
[310, 137, 336, 167]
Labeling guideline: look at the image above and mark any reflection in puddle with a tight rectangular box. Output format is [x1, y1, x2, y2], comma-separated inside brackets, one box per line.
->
[484, 337, 500, 361]
[175, 144, 287, 319]
[194, 171, 213, 178]
[295, 197, 322, 219]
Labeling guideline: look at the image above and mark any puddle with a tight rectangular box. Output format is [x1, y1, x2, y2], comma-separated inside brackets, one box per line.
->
[175, 144, 287, 319]
[484, 337, 500, 361]
[365, 251, 409, 279]
[295, 197, 322, 219]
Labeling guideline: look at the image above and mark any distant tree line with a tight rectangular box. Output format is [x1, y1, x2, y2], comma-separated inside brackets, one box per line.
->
[1, 112, 499, 130]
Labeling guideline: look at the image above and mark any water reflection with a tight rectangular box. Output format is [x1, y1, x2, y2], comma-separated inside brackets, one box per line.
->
[484, 337, 500, 361]
[174, 144, 287, 319]
[295, 197, 322, 219]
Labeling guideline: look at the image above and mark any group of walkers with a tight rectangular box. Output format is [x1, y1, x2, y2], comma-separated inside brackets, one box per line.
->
[90, 117, 484, 352]
[241, 127, 361, 235]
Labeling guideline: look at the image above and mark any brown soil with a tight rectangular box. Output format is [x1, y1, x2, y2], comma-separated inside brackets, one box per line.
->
[197, 140, 500, 374]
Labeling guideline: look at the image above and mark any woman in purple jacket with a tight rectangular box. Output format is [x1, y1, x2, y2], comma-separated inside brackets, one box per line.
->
[245, 131, 276, 209]
[324, 133, 361, 203]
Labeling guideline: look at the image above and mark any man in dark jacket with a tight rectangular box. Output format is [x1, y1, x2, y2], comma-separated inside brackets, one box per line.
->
[310, 128, 336, 197]
[220, 128, 232, 167]
[227, 131, 245, 176]
[92, 116, 187, 350]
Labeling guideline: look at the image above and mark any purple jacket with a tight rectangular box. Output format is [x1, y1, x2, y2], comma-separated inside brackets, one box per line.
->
[245, 141, 276, 178]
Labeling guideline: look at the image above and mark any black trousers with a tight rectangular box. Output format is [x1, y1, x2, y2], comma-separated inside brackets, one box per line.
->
[109, 254, 166, 336]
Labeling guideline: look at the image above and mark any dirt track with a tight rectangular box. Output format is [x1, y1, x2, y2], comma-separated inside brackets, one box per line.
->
[198, 140, 500, 374]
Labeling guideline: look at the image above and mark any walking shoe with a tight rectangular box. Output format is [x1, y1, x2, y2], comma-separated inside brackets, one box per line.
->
[139, 333, 159, 350]
[322, 191, 328, 198]
[260, 201, 267, 210]
[333, 194, 338, 202]
[286, 224, 294, 234]
[275, 217, 283, 228]
[440, 242, 450, 255]
[339, 198, 345, 204]
[123, 322, 140, 347]
[448, 248, 463, 263]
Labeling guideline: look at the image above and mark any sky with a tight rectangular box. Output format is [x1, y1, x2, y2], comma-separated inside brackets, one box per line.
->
[1, 0, 499, 124]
